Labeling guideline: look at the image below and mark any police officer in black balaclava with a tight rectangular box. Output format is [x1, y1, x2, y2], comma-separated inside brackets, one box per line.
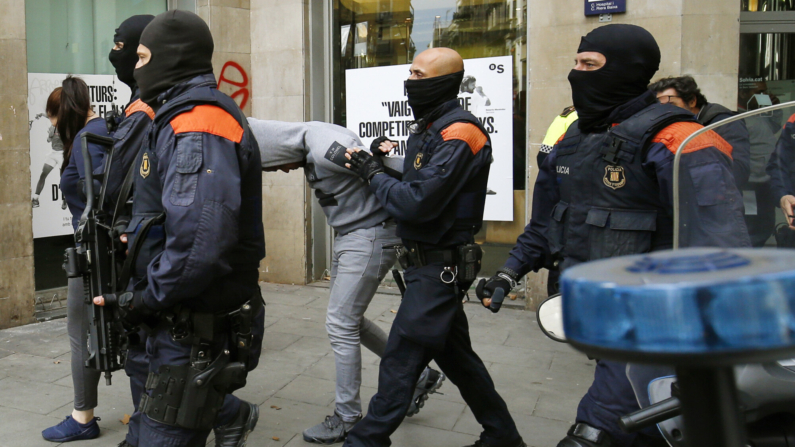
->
[133, 9, 214, 109]
[567, 24, 661, 133]
[478, 23, 749, 447]
[94, 9, 266, 447]
[109, 15, 155, 97]
[105, 14, 156, 447]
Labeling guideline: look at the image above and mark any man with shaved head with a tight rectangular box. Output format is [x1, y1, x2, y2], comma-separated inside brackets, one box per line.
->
[342, 48, 526, 447]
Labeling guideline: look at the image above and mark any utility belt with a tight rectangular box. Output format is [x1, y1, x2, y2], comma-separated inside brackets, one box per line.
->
[391, 241, 483, 285]
[138, 294, 263, 430]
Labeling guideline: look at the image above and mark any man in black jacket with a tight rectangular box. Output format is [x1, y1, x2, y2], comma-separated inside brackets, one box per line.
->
[649, 75, 751, 189]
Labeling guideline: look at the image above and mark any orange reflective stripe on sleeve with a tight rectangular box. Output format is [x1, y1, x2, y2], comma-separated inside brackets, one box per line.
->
[787, 113, 795, 124]
[441, 122, 488, 155]
[125, 99, 155, 120]
[169, 105, 243, 143]
[652, 121, 733, 159]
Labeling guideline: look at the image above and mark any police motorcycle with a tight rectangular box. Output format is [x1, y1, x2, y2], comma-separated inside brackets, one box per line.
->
[533, 100, 795, 447]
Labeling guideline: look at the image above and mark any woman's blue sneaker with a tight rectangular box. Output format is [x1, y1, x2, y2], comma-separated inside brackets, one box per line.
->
[42, 415, 101, 442]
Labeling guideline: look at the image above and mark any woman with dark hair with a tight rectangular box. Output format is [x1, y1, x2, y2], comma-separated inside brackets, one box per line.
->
[42, 75, 111, 443]
[31, 87, 67, 209]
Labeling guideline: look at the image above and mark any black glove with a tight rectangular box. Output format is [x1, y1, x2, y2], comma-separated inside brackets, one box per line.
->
[348, 150, 385, 182]
[370, 136, 393, 156]
[104, 291, 155, 327]
[475, 267, 519, 313]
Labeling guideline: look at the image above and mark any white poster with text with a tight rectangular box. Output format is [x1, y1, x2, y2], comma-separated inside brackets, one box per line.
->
[345, 56, 513, 221]
[28, 73, 130, 239]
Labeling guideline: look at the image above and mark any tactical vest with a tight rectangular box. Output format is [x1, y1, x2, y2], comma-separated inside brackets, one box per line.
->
[126, 82, 264, 294]
[399, 105, 491, 246]
[550, 103, 696, 270]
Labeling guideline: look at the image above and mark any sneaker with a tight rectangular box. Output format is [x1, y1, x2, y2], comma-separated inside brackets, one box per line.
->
[463, 440, 527, 447]
[407, 367, 445, 417]
[32, 197, 39, 208]
[302, 411, 360, 444]
[41, 415, 100, 442]
[214, 401, 259, 447]
[117, 441, 136, 447]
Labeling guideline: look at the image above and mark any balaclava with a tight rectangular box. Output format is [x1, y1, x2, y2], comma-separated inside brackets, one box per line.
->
[568, 24, 661, 132]
[405, 70, 465, 121]
[134, 10, 214, 108]
[108, 15, 154, 92]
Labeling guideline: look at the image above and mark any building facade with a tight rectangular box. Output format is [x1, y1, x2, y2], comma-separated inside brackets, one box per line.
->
[0, 0, 792, 328]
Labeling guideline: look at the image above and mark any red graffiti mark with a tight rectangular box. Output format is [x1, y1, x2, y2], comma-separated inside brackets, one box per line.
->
[218, 61, 249, 109]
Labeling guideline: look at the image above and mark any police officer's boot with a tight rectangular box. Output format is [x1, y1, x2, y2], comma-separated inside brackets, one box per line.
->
[557, 423, 615, 447]
[213, 401, 259, 447]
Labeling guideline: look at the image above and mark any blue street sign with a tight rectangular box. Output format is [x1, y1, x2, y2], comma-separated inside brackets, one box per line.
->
[585, 0, 626, 16]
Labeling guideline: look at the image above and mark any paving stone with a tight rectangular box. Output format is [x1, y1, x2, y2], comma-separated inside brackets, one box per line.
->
[267, 317, 330, 339]
[532, 391, 579, 423]
[262, 331, 303, 351]
[283, 336, 333, 357]
[0, 405, 71, 447]
[257, 349, 326, 375]
[0, 283, 594, 446]
[0, 377, 74, 414]
[0, 353, 72, 384]
[275, 374, 337, 407]
[259, 396, 337, 434]
[0, 332, 71, 359]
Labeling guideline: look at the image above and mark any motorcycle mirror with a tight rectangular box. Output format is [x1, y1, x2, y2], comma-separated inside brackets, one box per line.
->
[537, 293, 567, 343]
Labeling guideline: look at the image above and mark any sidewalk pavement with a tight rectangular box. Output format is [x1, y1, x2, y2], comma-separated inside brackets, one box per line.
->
[0, 283, 595, 447]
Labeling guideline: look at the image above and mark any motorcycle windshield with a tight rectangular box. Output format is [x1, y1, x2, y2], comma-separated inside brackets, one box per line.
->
[674, 101, 795, 251]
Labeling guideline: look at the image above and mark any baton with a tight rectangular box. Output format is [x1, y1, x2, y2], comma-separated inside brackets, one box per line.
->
[392, 269, 406, 297]
[489, 287, 506, 312]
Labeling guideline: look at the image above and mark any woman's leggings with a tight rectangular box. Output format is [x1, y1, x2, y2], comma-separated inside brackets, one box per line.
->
[67, 277, 100, 411]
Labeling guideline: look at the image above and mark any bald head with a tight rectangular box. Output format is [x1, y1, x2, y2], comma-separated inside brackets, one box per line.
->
[409, 48, 464, 80]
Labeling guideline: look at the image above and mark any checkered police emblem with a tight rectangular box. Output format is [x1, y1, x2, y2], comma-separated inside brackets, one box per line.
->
[414, 153, 424, 170]
[140, 152, 151, 179]
[603, 165, 626, 189]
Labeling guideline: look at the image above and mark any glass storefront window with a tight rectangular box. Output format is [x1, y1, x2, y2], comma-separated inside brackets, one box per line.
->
[332, 0, 528, 282]
[741, 0, 795, 12]
[26, 0, 168, 75]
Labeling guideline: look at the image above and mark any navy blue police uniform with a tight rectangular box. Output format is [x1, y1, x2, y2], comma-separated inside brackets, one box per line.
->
[344, 99, 524, 447]
[110, 89, 156, 447]
[697, 103, 751, 189]
[501, 92, 750, 446]
[767, 113, 795, 206]
[125, 74, 265, 446]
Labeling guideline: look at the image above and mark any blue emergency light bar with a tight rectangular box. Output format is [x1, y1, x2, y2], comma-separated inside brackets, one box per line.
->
[561, 248, 795, 365]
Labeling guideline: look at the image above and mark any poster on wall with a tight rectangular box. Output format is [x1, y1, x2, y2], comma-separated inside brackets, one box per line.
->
[345, 55, 513, 221]
[27, 73, 131, 239]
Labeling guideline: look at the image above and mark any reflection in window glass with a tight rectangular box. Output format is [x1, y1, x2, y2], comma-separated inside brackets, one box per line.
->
[25, 0, 168, 75]
[741, 0, 795, 12]
[332, 0, 528, 282]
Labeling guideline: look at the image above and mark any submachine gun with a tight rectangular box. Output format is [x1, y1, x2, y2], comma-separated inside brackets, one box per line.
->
[63, 132, 127, 385]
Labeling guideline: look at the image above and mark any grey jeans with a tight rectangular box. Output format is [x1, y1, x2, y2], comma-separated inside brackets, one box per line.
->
[326, 221, 400, 422]
[67, 277, 101, 410]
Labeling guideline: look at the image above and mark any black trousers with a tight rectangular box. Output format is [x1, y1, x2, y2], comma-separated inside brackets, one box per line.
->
[344, 264, 521, 447]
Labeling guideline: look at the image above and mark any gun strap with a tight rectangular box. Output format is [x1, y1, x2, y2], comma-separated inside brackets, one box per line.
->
[112, 161, 138, 228]
[119, 213, 166, 290]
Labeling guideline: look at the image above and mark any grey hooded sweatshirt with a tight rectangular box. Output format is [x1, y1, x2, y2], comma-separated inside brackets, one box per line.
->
[249, 118, 391, 235]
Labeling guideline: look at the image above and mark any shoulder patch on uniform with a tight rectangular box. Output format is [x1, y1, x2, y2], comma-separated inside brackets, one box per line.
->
[653, 121, 733, 159]
[169, 105, 243, 143]
[560, 106, 576, 117]
[441, 122, 488, 155]
[125, 99, 155, 120]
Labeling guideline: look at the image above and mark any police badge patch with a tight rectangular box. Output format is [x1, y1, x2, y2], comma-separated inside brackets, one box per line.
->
[603, 165, 625, 189]
[414, 153, 424, 170]
[140, 152, 151, 179]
